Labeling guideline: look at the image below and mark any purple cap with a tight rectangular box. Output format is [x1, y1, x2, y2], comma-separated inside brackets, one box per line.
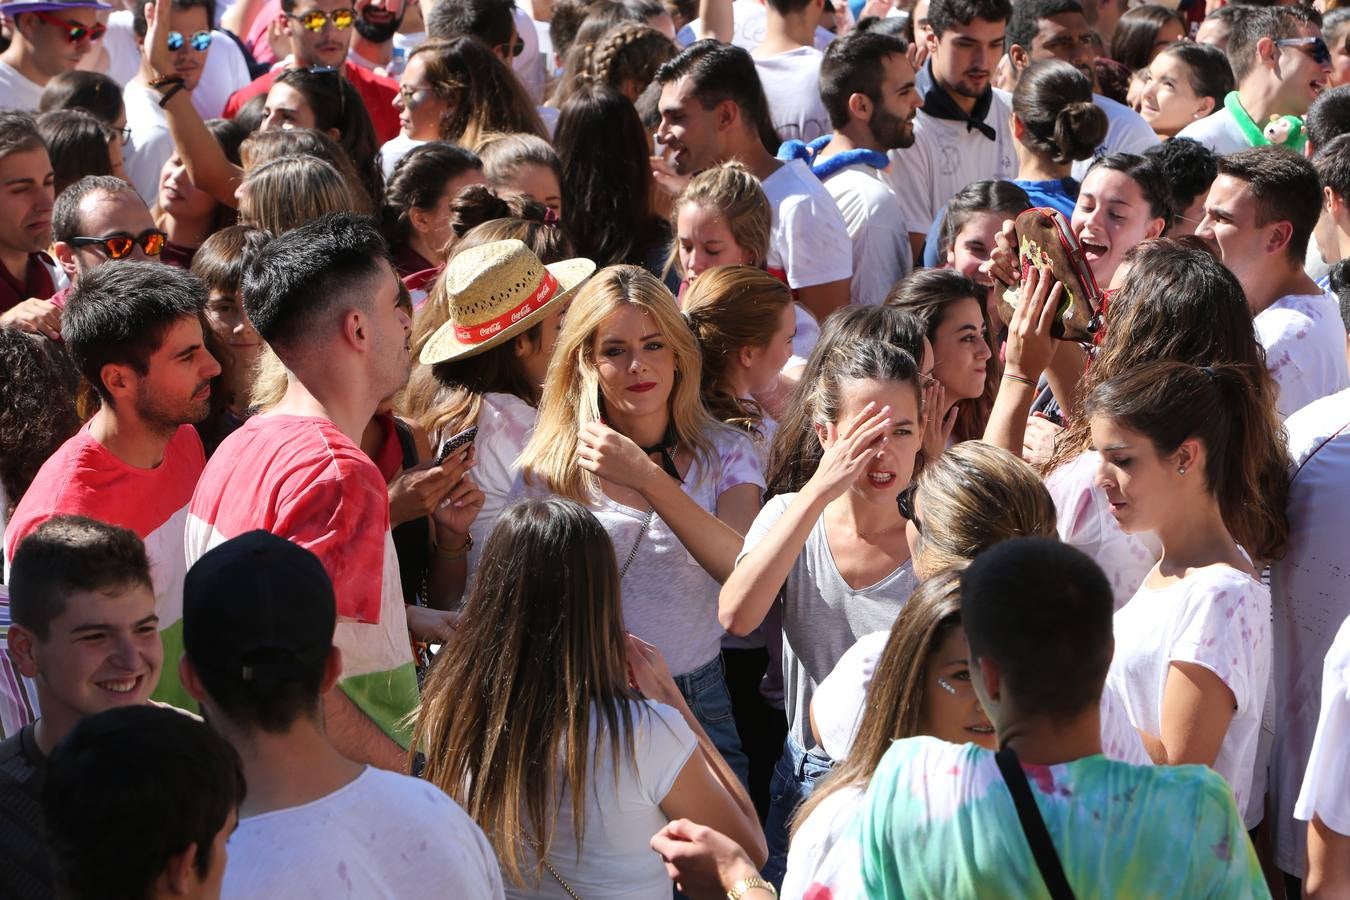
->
[0, 0, 114, 14]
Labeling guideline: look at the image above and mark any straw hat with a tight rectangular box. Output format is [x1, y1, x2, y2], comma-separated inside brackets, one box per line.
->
[419, 239, 596, 366]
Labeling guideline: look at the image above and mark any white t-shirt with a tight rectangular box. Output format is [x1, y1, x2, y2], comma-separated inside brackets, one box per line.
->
[1046, 452, 1162, 610]
[762, 157, 853, 291]
[0, 59, 44, 112]
[1070, 94, 1160, 182]
[221, 766, 504, 899]
[1107, 565, 1272, 826]
[820, 162, 912, 306]
[1294, 614, 1350, 839]
[886, 88, 1017, 240]
[1254, 291, 1350, 419]
[676, 0, 834, 52]
[103, 11, 251, 119]
[503, 701, 697, 900]
[459, 392, 537, 580]
[1175, 107, 1250, 156]
[738, 493, 918, 752]
[782, 784, 862, 900]
[379, 133, 426, 180]
[755, 47, 830, 143]
[526, 427, 764, 676]
[812, 628, 1151, 766]
[123, 83, 174, 206]
[1270, 388, 1350, 876]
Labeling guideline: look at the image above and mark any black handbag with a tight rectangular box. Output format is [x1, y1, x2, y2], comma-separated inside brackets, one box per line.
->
[994, 746, 1078, 900]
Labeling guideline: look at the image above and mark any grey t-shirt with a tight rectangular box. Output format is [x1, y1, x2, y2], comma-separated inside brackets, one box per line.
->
[739, 493, 918, 754]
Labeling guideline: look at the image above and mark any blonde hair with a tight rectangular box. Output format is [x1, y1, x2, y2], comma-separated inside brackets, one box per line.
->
[911, 442, 1057, 579]
[682, 265, 791, 437]
[519, 265, 718, 501]
[666, 162, 771, 278]
[237, 156, 361, 234]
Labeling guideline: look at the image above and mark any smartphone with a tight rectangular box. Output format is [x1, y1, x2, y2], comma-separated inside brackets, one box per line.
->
[434, 425, 478, 464]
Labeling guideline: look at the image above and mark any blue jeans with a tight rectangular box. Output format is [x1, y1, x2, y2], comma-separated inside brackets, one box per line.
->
[762, 735, 833, 888]
[673, 655, 750, 789]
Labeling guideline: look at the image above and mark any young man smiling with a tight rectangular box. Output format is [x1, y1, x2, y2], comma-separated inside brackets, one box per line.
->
[0, 516, 163, 899]
[4, 262, 220, 712]
[888, 0, 1016, 264]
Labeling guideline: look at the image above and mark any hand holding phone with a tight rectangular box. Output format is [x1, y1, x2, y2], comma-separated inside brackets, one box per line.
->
[435, 425, 478, 464]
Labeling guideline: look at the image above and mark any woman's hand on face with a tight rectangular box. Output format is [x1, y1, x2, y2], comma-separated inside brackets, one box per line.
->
[626, 633, 682, 707]
[805, 401, 894, 503]
[577, 421, 663, 493]
[1002, 265, 1062, 384]
[978, 218, 1020, 288]
[921, 379, 958, 462]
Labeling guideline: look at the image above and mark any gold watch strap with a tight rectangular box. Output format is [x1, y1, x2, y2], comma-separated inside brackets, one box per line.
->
[728, 876, 777, 900]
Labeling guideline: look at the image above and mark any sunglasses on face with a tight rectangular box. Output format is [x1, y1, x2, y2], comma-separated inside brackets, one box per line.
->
[167, 29, 213, 51]
[397, 83, 432, 106]
[289, 8, 355, 31]
[897, 484, 921, 533]
[33, 11, 105, 43]
[497, 35, 525, 58]
[1276, 36, 1332, 67]
[68, 229, 167, 259]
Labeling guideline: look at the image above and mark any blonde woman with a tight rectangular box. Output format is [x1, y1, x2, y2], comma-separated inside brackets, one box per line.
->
[415, 497, 766, 898]
[518, 265, 765, 785]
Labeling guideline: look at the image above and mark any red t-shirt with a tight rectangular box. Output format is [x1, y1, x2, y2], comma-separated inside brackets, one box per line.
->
[222, 60, 401, 144]
[0, 254, 56, 314]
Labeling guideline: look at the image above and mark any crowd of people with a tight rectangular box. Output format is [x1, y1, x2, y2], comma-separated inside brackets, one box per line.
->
[0, 0, 1349, 894]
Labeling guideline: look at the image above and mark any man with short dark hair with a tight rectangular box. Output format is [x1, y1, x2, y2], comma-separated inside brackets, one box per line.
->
[830, 538, 1265, 897]
[656, 40, 852, 325]
[1003, 0, 1158, 179]
[1178, 5, 1332, 155]
[186, 213, 426, 771]
[42, 705, 244, 900]
[50, 175, 165, 291]
[805, 29, 922, 305]
[181, 531, 503, 897]
[1, 516, 162, 899]
[123, 0, 215, 205]
[222, 0, 400, 141]
[888, 0, 1016, 263]
[1314, 134, 1350, 281]
[0, 111, 60, 338]
[1306, 83, 1350, 153]
[4, 263, 219, 711]
[1197, 146, 1349, 417]
[0, 0, 110, 111]
[426, 0, 518, 62]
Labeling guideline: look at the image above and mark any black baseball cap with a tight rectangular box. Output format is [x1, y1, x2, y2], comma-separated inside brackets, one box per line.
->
[183, 531, 336, 684]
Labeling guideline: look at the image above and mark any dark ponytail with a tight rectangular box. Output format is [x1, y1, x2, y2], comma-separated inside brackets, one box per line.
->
[1082, 360, 1290, 563]
[1013, 59, 1108, 165]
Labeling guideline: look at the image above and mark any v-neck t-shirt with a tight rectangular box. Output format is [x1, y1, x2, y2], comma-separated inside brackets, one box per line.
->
[738, 492, 918, 753]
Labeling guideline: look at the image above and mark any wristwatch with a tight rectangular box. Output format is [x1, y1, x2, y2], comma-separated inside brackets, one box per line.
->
[727, 876, 777, 900]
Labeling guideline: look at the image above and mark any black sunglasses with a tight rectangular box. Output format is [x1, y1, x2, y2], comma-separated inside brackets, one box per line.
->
[307, 65, 346, 120]
[68, 229, 167, 259]
[1275, 36, 1331, 68]
[897, 484, 921, 533]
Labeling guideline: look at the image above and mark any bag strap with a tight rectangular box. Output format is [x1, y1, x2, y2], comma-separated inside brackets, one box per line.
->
[994, 747, 1077, 900]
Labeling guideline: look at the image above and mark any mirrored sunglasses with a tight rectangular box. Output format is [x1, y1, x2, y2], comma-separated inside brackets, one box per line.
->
[33, 11, 106, 43]
[68, 230, 168, 259]
[290, 8, 355, 31]
[167, 29, 213, 51]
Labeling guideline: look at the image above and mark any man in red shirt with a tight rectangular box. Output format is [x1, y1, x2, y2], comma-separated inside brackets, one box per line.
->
[222, 0, 399, 141]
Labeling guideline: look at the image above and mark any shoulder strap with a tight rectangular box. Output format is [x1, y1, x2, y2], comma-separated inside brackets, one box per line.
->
[994, 747, 1077, 900]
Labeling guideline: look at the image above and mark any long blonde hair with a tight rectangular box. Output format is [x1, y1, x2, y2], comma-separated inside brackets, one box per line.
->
[911, 442, 1057, 579]
[519, 265, 718, 502]
[412, 497, 640, 888]
[791, 568, 965, 838]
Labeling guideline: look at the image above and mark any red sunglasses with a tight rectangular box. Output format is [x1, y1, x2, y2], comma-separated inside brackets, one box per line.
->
[32, 11, 106, 43]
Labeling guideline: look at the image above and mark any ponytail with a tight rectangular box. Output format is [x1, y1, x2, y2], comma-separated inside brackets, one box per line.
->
[1082, 361, 1290, 563]
[1013, 59, 1108, 165]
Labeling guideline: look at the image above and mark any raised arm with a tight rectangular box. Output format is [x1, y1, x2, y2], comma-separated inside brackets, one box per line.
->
[982, 265, 1062, 456]
[142, 0, 244, 206]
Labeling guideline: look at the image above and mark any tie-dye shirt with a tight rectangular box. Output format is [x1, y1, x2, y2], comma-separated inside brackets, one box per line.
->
[807, 737, 1268, 900]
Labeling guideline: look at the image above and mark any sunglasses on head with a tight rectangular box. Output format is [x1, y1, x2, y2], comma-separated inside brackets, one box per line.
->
[1275, 36, 1331, 67]
[167, 29, 213, 51]
[897, 484, 921, 533]
[307, 65, 347, 117]
[33, 11, 106, 43]
[288, 7, 355, 31]
[68, 229, 168, 259]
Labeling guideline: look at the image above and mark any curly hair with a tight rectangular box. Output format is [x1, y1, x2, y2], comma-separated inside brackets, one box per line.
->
[0, 328, 82, 519]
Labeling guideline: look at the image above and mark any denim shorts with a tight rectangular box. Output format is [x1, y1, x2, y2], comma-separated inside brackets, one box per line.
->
[672, 655, 750, 789]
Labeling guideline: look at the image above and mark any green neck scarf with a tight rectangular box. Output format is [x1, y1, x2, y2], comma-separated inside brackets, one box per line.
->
[1224, 91, 1306, 154]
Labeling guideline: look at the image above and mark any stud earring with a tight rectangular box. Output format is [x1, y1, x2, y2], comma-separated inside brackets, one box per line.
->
[1178, 466, 1187, 475]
